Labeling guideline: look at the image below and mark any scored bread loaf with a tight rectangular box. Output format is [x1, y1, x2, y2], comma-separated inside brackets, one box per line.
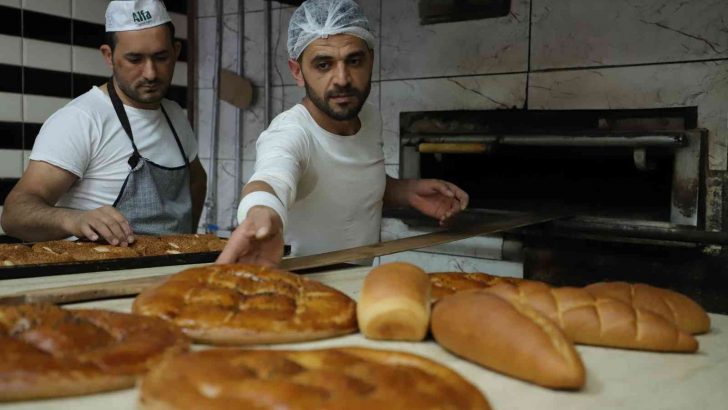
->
[357, 262, 431, 341]
[431, 290, 585, 389]
[486, 281, 698, 352]
[584, 282, 710, 334]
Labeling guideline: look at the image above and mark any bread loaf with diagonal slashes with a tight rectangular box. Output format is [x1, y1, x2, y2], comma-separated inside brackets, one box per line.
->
[486, 281, 698, 352]
[584, 281, 710, 334]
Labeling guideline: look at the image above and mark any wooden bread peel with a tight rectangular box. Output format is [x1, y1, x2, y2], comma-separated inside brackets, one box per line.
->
[0, 212, 568, 305]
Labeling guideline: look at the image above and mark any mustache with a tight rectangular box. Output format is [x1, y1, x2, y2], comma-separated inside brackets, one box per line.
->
[137, 79, 163, 87]
[325, 86, 361, 99]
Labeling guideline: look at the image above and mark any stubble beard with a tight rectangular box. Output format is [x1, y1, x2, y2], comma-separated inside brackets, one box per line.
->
[304, 79, 371, 121]
[113, 71, 170, 105]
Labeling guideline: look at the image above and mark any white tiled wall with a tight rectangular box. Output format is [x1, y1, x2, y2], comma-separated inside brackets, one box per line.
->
[196, 0, 728, 272]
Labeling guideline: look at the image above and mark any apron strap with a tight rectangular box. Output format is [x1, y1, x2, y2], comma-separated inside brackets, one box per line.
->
[107, 77, 189, 168]
[108, 77, 142, 168]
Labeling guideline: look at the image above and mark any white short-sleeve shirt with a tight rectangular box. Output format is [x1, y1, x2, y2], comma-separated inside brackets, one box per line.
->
[249, 103, 386, 257]
[29, 86, 198, 211]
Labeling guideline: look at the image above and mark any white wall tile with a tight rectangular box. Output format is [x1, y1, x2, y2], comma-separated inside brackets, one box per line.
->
[0, 34, 21, 66]
[380, 73, 527, 164]
[198, 0, 238, 17]
[22, 149, 31, 170]
[0, 0, 20, 8]
[0, 92, 22, 122]
[22, 0, 70, 17]
[71, 0, 106, 24]
[380, 0, 530, 80]
[172, 61, 188, 87]
[215, 158, 243, 230]
[531, 0, 728, 70]
[528, 61, 728, 171]
[170, 12, 188, 40]
[0, 149, 23, 178]
[196, 87, 244, 161]
[242, 159, 255, 183]
[72, 45, 108, 77]
[195, 88, 213, 158]
[196, 14, 240, 89]
[23, 39, 71, 72]
[244, 1, 296, 13]
[379, 251, 523, 278]
[23, 94, 70, 123]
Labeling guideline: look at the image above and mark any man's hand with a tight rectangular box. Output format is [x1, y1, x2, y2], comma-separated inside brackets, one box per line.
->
[405, 179, 470, 225]
[216, 206, 284, 267]
[63, 206, 135, 246]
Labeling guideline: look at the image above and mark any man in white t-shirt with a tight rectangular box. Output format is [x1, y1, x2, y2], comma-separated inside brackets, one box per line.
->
[217, 0, 469, 266]
[0, 0, 206, 246]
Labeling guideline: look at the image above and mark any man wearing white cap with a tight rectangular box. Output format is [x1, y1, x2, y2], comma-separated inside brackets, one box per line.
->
[218, 0, 469, 266]
[1, 0, 206, 246]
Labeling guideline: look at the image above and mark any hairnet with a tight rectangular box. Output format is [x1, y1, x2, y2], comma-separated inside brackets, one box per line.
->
[287, 0, 375, 60]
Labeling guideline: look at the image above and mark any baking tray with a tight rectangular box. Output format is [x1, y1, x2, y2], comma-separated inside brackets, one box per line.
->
[0, 243, 292, 281]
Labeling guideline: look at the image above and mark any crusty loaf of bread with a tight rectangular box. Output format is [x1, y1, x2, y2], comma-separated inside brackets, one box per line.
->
[584, 282, 710, 334]
[357, 262, 430, 341]
[486, 281, 698, 352]
[139, 347, 491, 410]
[431, 290, 585, 389]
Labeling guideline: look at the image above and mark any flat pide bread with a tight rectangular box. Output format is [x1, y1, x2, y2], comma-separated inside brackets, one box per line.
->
[429, 271, 519, 300]
[139, 347, 491, 410]
[132, 264, 358, 345]
[0, 304, 189, 402]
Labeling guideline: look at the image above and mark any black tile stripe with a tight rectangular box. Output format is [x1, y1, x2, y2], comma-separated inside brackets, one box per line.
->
[24, 67, 72, 98]
[73, 73, 108, 98]
[23, 9, 71, 44]
[0, 122, 23, 150]
[72, 19, 187, 62]
[23, 123, 43, 149]
[167, 85, 188, 109]
[0, 6, 21, 37]
[176, 38, 188, 62]
[0, 64, 22, 94]
[0, 178, 20, 205]
[73, 19, 105, 49]
[164, 1, 188, 15]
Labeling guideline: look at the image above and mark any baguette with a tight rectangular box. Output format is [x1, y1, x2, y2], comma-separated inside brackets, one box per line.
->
[431, 290, 585, 389]
[357, 262, 430, 341]
[486, 281, 698, 352]
[584, 282, 710, 334]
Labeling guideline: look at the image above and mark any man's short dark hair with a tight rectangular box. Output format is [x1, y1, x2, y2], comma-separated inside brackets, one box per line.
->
[104, 21, 176, 53]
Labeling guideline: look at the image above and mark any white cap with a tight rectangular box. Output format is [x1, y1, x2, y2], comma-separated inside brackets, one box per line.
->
[105, 0, 171, 32]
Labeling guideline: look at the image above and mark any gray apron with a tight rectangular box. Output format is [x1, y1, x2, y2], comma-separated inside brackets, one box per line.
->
[108, 77, 194, 235]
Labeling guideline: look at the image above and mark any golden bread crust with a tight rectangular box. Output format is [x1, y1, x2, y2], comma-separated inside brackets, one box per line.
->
[0, 304, 189, 402]
[139, 347, 490, 410]
[132, 264, 357, 345]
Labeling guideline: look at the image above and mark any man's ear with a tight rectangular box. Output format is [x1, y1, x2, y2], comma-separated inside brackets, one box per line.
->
[288, 58, 305, 87]
[174, 40, 182, 59]
[100, 44, 113, 70]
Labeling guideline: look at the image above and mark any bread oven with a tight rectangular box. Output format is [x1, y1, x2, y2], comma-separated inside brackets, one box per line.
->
[391, 107, 728, 313]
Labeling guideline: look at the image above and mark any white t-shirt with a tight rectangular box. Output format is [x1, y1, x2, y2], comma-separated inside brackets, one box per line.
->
[250, 103, 386, 257]
[29, 86, 198, 211]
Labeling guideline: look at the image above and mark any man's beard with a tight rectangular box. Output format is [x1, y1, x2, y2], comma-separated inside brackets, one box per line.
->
[304, 80, 371, 121]
[114, 72, 169, 105]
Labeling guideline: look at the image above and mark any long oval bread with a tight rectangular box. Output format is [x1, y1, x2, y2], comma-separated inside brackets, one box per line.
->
[431, 290, 585, 389]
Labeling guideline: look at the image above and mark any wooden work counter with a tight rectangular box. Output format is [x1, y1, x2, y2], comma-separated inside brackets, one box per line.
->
[1, 265, 727, 410]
